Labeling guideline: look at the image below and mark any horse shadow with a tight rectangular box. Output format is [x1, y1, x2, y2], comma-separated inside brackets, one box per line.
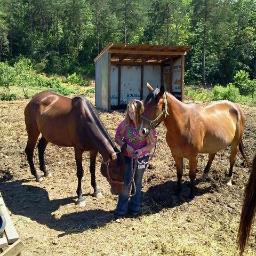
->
[142, 178, 214, 214]
[0, 177, 213, 236]
[0, 179, 114, 236]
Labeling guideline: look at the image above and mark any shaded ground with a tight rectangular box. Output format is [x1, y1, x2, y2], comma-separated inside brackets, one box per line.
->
[0, 96, 256, 256]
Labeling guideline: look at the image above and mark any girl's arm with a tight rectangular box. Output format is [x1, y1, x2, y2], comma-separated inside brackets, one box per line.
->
[135, 129, 157, 157]
[115, 120, 134, 155]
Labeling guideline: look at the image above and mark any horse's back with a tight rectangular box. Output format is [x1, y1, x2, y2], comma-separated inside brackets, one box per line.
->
[197, 100, 244, 152]
[24, 91, 77, 146]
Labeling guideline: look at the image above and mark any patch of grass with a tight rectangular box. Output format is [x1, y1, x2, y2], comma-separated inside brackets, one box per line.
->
[0, 59, 92, 100]
[185, 85, 256, 106]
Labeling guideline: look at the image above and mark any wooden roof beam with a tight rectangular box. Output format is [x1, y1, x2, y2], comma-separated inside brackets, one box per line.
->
[109, 49, 187, 56]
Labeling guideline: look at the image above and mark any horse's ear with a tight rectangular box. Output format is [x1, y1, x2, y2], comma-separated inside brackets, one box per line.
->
[156, 86, 165, 102]
[147, 82, 154, 92]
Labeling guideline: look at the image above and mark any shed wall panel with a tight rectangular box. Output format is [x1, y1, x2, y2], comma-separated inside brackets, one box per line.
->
[95, 52, 109, 110]
[120, 66, 141, 104]
[172, 58, 182, 99]
[110, 65, 118, 106]
[143, 65, 161, 99]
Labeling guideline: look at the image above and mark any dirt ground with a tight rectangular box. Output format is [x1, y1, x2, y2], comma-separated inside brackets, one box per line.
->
[0, 95, 256, 256]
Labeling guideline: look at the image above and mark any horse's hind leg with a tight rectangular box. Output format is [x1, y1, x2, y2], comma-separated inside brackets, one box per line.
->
[38, 136, 50, 177]
[74, 147, 85, 206]
[25, 128, 41, 181]
[202, 153, 216, 180]
[90, 150, 102, 198]
[227, 143, 239, 186]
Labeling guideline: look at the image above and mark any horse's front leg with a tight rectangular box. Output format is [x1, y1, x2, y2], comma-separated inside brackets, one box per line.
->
[90, 150, 103, 198]
[75, 148, 86, 206]
[172, 155, 183, 193]
[38, 136, 51, 177]
[188, 156, 198, 198]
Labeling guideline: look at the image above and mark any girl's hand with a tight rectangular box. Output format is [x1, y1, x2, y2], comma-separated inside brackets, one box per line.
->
[126, 145, 134, 155]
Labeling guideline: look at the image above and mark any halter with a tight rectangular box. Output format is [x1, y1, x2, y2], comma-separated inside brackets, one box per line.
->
[104, 161, 124, 187]
[103, 159, 136, 197]
[141, 92, 169, 132]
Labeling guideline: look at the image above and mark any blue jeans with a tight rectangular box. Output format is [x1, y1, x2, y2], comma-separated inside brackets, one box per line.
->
[115, 155, 149, 216]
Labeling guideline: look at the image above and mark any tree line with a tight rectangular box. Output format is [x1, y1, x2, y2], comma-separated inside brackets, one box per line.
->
[0, 0, 255, 86]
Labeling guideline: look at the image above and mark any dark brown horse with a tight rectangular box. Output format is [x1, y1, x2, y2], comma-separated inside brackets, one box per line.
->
[140, 83, 248, 196]
[238, 154, 256, 255]
[24, 91, 125, 205]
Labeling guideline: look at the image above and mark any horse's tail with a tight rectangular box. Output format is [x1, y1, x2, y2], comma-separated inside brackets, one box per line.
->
[237, 154, 256, 255]
[236, 104, 250, 167]
[239, 140, 250, 167]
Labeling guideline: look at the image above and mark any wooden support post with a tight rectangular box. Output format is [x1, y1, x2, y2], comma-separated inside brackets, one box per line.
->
[0, 193, 23, 256]
[140, 65, 144, 100]
[0, 195, 19, 244]
[118, 65, 121, 106]
[0, 239, 23, 256]
[181, 55, 185, 101]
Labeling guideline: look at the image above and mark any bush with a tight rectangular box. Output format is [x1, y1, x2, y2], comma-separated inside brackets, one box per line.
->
[212, 83, 240, 102]
[14, 58, 33, 74]
[185, 86, 213, 102]
[0, 62, 15, 87]
[66, 73, 84, 86]
[234, 70, 255, 96]
[0, 88, 17, 100]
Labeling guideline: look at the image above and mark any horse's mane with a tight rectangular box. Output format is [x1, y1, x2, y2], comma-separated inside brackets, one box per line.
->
[82, 97, 119, 152]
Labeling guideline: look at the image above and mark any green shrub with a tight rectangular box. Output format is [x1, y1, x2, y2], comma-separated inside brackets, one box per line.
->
[14, 58, 33, 74]
[185, 86, 213, 102]
[66, 72, 84, 85]
[85, 87, 95, 95]
[0, 88, 17, 100]
[234, 70, 254, 96]
[212, 83, 240, 102]
[0, 62, 15, 87]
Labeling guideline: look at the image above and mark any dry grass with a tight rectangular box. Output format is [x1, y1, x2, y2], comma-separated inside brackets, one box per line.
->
[0, 95, 256, 256]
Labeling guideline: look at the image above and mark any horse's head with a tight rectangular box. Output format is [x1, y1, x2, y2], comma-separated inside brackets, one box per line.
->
[140, 83, 167, 136]
[100, 144, 126, 195]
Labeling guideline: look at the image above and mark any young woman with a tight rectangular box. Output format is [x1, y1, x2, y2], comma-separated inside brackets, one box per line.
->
[114, 99, 157, 218]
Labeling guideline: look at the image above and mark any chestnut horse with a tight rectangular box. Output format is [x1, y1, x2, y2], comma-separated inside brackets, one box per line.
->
[238, 154, 256, 255]
[24, 91, 125, 205]
[141, 83, 248, 196]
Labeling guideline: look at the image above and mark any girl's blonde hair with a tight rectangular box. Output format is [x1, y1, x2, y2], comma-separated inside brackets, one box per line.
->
[125, 100, 144, 127]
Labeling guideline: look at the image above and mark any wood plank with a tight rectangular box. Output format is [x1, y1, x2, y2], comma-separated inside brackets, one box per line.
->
[0, 195, 19, 244]
[0, 239, 23, 256]
[0, 233, 8, 249]
[109, 49, 187, 56]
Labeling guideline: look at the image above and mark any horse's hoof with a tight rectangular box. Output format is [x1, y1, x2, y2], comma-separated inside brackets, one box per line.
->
[93, 191, 103, 198]
[76, 198, 86, 207]
[36, 176, 43, 182]
[201, 173, 208, 181]
[44, 172, 52, 178]
[226, 180, 232, 186]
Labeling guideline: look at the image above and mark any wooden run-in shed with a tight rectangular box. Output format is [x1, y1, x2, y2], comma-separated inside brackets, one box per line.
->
[94, 43, 191, 111]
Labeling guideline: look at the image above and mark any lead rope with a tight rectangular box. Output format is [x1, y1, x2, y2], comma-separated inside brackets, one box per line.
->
[129, 155, 137, 197]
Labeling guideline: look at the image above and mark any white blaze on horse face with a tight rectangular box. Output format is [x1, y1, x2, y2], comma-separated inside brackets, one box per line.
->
[41, 95, 59, 114]
[146, 82, 154, 92]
